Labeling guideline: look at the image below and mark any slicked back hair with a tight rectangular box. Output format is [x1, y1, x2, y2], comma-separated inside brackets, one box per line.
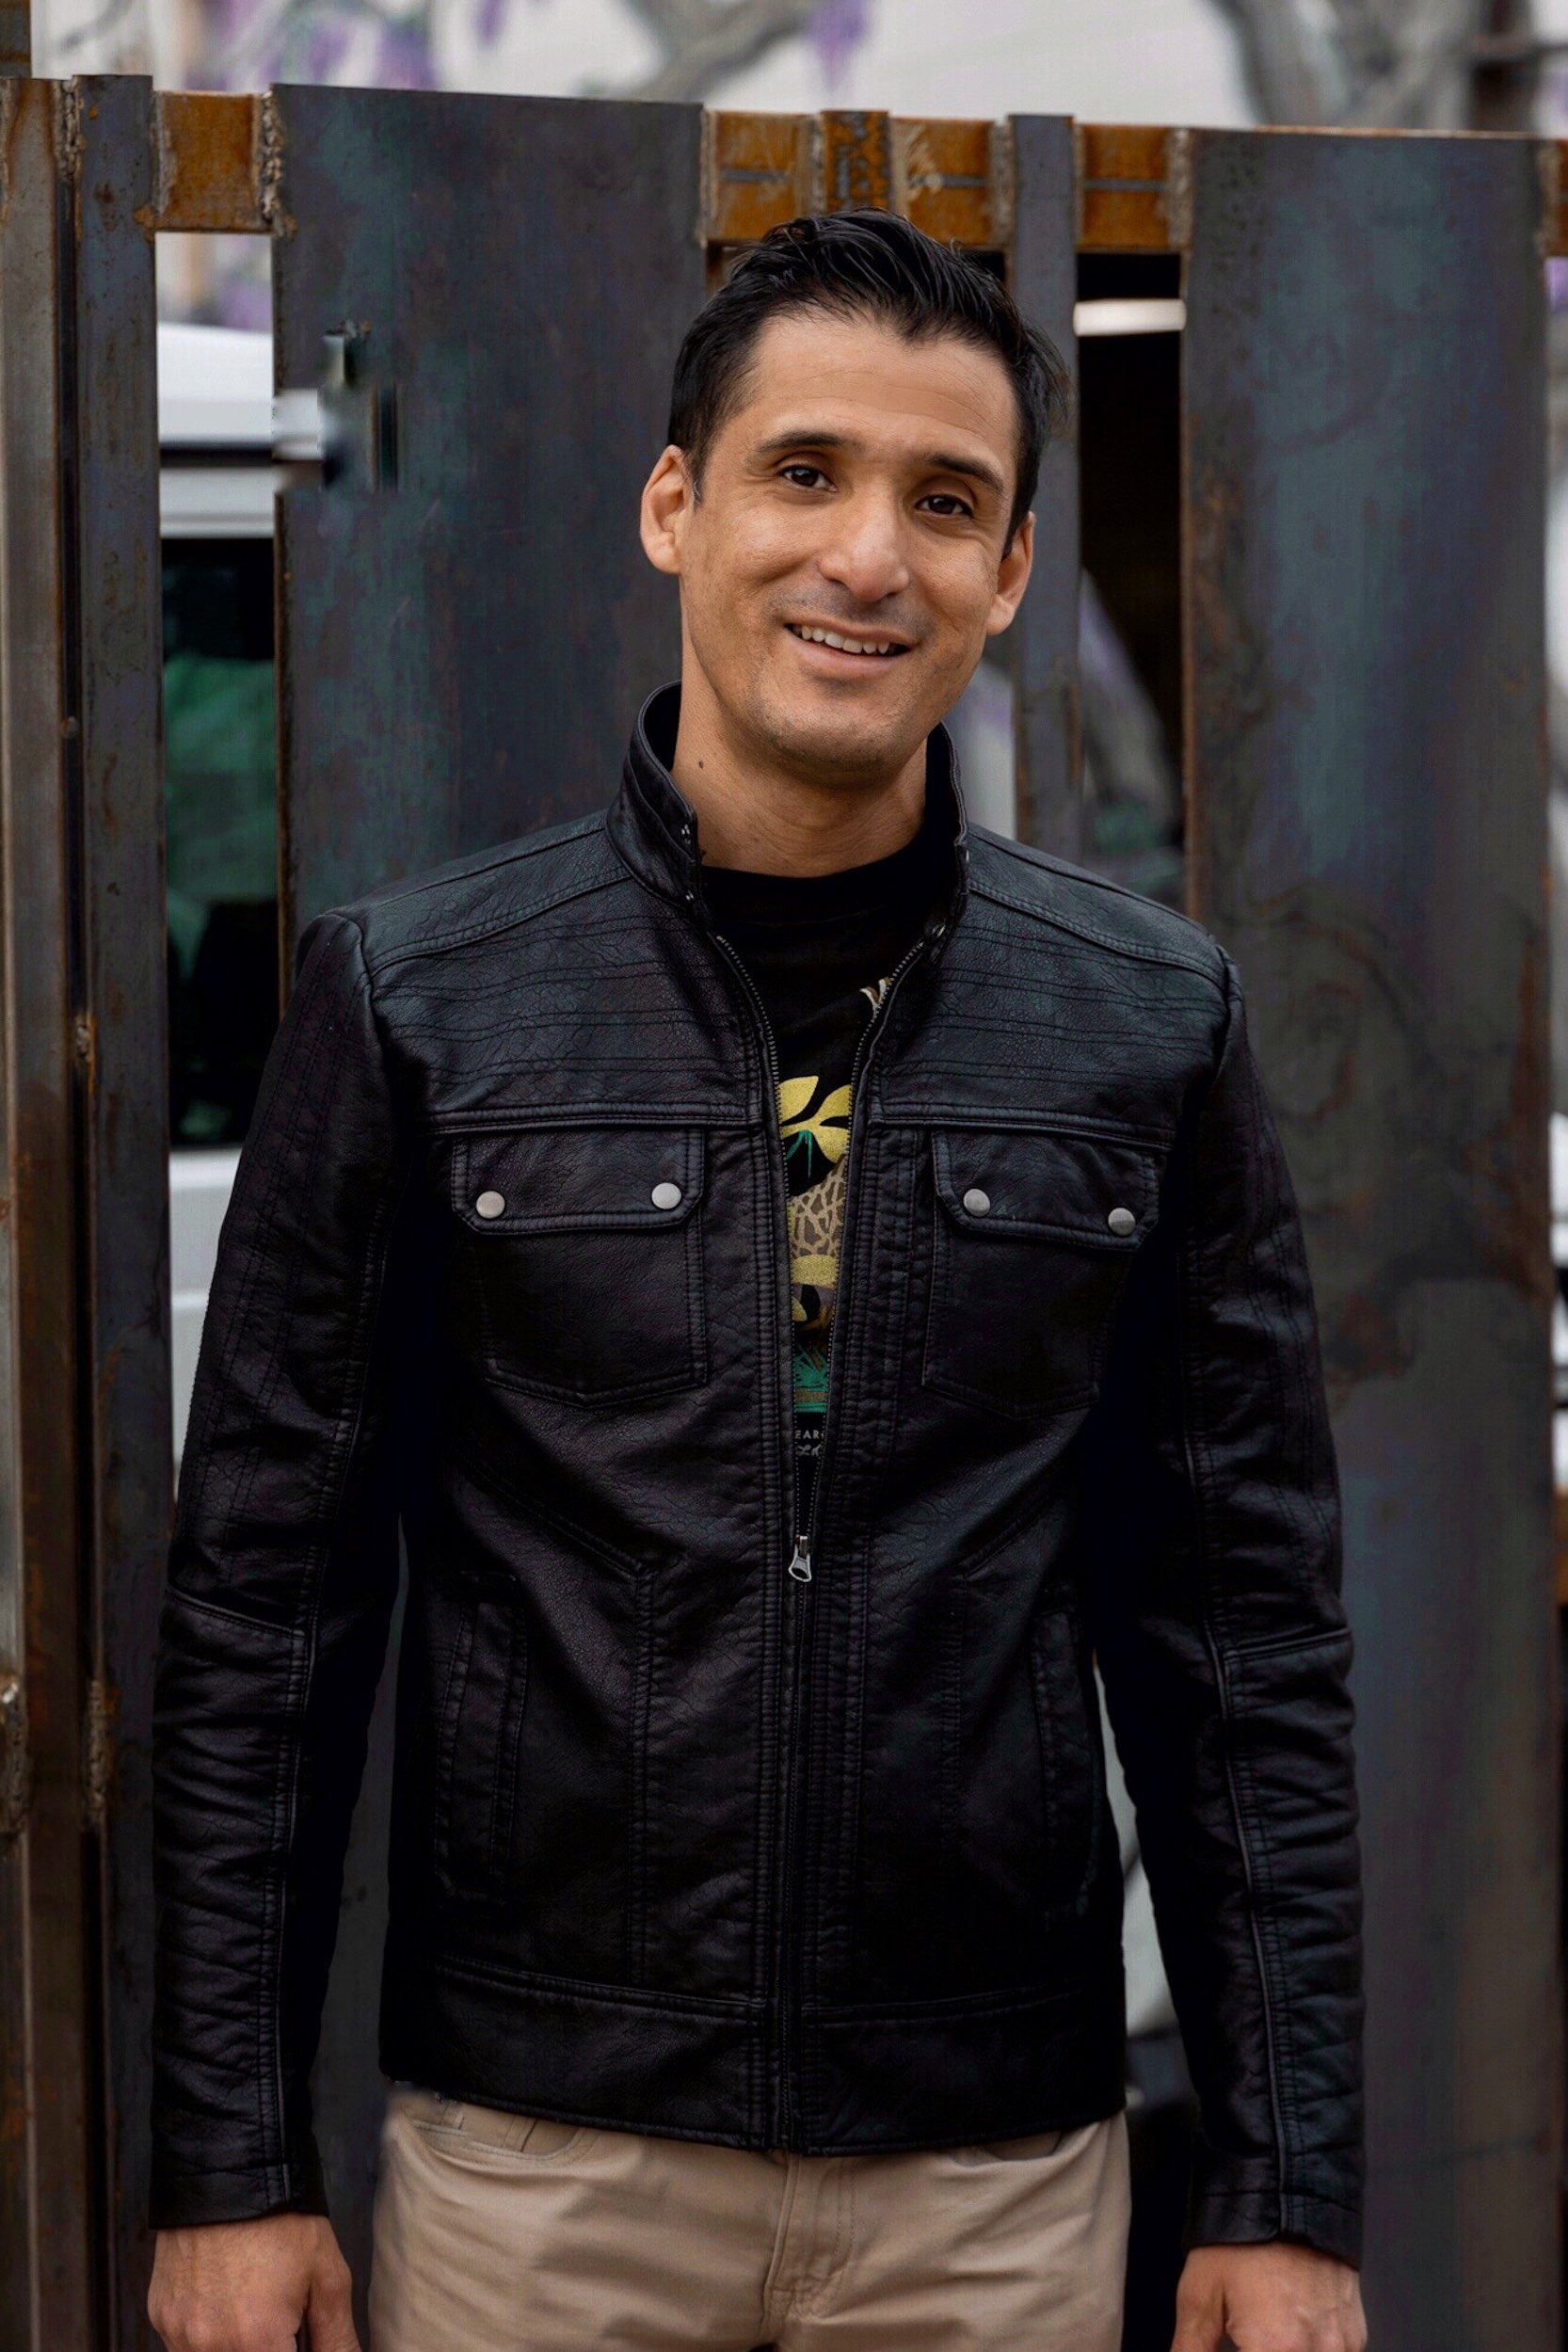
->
[666, 210, 1071, 549]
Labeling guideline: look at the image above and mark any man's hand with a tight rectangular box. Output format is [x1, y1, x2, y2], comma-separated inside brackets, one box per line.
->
[149, 2213, 359, 2352]
[1174, 2241, 1367, 2352]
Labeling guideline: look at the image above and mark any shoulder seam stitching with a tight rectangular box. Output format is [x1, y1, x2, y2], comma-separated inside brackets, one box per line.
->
[348, 811, 605, 916]
[361, 865, 633, 977]
[969, 875, 1228, 984]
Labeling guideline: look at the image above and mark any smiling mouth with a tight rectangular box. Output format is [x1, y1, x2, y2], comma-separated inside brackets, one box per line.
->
[786, 623, 909, 658]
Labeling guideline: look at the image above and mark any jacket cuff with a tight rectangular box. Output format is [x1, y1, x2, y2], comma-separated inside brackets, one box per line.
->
[1184, 2149, 1364, 2269]
[149, 2134, 328, 2232]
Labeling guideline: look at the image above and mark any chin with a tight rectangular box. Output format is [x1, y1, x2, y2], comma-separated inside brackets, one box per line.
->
[774, 717, 910, 782]
[752, 687, 919, 781]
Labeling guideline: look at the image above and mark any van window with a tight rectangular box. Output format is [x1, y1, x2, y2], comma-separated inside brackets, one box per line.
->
[164, 536, 279, 1145]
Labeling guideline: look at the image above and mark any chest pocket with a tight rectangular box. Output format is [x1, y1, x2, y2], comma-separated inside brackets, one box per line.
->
[923, 1127, 1160, 1420]
[450, 1125, 708, 1405]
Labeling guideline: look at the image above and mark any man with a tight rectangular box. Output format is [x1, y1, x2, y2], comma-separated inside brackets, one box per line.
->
[148, 212, 1366, 2352]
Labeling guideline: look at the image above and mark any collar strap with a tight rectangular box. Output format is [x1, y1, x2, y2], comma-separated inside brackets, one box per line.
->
[607, 680, 971, 941]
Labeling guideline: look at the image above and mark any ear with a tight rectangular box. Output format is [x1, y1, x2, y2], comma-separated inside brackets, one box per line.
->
[640, 444, 696, 578]
[984, 509, 1034, 637]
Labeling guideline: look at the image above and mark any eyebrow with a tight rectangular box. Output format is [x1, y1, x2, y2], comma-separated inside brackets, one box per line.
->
[750, 427, 1008, 502]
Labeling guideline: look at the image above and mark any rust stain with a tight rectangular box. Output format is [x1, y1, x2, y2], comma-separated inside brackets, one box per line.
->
[138, 91, 266, 236]
[820, 110, 892, 215]
[0, 75, 20, 227]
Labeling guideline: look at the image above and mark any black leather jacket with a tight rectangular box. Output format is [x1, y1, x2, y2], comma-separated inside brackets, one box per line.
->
[151, 684, 1364, 2264]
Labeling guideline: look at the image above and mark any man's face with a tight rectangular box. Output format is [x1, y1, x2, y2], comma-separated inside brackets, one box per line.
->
[641, 310, 1034, 788]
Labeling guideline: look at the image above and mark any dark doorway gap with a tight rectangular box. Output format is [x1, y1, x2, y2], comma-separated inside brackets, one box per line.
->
[1076, 249, 1185, 810]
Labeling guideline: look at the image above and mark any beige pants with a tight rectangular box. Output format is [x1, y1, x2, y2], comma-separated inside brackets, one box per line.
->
[369, 2082, 1129, 2351]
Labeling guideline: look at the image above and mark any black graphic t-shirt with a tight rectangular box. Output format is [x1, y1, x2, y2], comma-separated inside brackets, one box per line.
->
[704, 811, 945, 1538]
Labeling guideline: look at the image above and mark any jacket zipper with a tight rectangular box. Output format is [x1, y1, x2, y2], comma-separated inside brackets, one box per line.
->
[702, 927, 808, 2143]
[709, 910, 940, 2145]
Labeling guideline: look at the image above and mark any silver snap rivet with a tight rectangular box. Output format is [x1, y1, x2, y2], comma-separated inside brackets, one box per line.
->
[474, 1189, 506, 1219]
[962, 1186, 991, 1217]
[650, 1180, 683, 1210]
[1107, 1205, 1137, 1236]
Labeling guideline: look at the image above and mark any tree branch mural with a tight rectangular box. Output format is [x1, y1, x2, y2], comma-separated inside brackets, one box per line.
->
[152, 0, 866, 104]
[1209, 0, 1536, 130]
[622, 0, 830, 101]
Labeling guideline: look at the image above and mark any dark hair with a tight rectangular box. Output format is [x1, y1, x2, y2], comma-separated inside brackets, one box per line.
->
[667, 210, 1070, 547]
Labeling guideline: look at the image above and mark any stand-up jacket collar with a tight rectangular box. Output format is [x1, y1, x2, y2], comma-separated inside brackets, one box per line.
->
[609, 680, 971, 942]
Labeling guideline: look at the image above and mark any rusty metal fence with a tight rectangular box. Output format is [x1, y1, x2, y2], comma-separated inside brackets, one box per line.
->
[0, 77, 1557, 2352]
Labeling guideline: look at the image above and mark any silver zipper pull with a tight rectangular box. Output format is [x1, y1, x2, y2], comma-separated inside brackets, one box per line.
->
[788, 1535, 813, 1583]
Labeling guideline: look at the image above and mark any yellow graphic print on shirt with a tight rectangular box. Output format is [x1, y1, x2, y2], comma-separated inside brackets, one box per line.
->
[777, 980, 889, 1432]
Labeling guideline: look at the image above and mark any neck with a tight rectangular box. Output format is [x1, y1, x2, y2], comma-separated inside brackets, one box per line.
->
[669, 664, 926, 877]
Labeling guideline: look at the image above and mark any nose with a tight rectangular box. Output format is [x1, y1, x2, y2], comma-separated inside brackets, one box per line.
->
[815, 488, 911, 607]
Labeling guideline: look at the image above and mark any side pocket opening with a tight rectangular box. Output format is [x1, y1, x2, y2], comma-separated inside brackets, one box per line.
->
[1029, 1601, 1104, 1911]
[433, 1585, 530, 1903]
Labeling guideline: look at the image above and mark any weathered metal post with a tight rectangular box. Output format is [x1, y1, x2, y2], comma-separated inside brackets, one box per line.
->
[0, 72, 168, 2352]
[1184, 124, 1560, 2350]
[1009, 115, 1080, 857]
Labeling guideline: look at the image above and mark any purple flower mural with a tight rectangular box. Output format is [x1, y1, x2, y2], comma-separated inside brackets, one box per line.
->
[808, 0, 869, 89]
[301, 14, 349, 81]
[374, 13, 438, 85]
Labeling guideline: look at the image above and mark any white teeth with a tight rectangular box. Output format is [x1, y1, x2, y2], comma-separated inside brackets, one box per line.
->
[792, 625, 899, 656]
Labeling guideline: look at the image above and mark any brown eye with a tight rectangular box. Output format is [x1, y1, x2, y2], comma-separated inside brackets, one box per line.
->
[781, 464, 828, 489]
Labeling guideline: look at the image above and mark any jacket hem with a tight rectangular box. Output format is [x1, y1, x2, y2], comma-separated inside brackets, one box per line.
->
[380, 1946, 1129, 2156]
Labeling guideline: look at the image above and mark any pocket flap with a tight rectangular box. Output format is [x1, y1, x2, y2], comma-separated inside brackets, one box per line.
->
[452, 1127, 706, 1234]
[931, 1128, 1160, 1248]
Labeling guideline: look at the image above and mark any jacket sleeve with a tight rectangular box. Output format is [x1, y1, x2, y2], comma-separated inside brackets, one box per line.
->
[150, 908, 410, 2229]
[1080, 946, 1365, 2268]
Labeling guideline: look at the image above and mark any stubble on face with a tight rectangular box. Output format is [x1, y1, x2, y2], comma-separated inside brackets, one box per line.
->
[673, 311, 1032, 803]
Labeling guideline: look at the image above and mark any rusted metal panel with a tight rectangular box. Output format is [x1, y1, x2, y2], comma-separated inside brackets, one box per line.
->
[1008, 115, 1080, 856]
[819, 107, 892, 213]
[274, 87, 704, 936]
[143, 91, 268, 235]
[1183, 127, 1557, 2345]
[273, 88, 707, 2306]
[705, 109, 1006, 249]
[150, 103, 1568, 268]
[1075, 122, 1188, 254]
[706, 109, 814, 244]
[0, 74, 99, 2352]
[896, 117, 1008, 248]
[69, 74, 170, 2352]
